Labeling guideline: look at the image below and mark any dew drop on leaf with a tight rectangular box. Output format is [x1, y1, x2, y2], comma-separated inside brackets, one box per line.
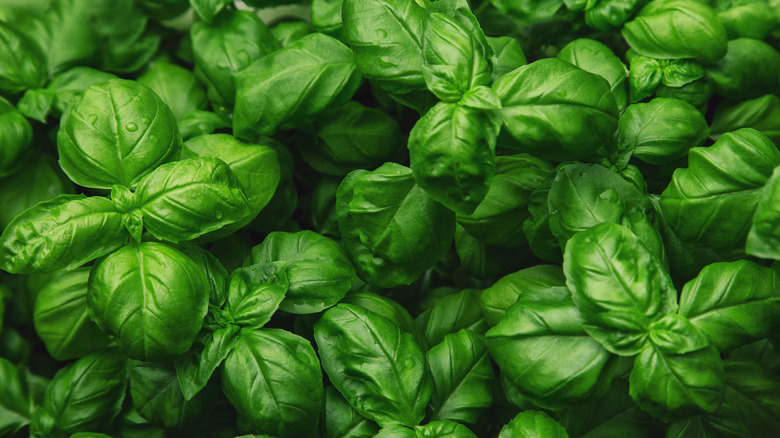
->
[215, 210, 223, 219]
[125, 122, 138, 132]
[87, 114, 98, 124]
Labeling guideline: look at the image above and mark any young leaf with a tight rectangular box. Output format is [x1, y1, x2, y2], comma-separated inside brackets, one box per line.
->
[244, 231, 355, 314]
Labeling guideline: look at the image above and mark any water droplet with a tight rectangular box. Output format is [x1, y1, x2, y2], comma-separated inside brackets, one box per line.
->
[149, 135, 158, 144]
[404, 358, 415, 369]
[141, 117, 151, 124]
[87, 114, 98, 124]
[216, 63, 230, 71]
[125, 122, 138, 132]
[215, 210, 223, 220]
[377, 29, 388, 38]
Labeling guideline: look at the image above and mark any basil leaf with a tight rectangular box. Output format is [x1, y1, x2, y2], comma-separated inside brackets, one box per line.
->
[87, 242, 209, 361]
[57, 78, 181, 189]
[0, 194, 128, 274]
[222, 329, 322, 438]
[244, 231, 355, 314]
[314, 303, 431, 428]
[33, 268, 111, 360]
[234, 33, 362, 138]
[426, 329, 494, 424]
[135, 157, 253, 243]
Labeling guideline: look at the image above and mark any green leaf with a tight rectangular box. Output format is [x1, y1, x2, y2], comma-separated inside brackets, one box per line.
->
[583, 311, 650, 356]
[87, 242, 209, 361]
[0, 194, 128, 274]
[177, 243, 229, 307]
[408, 102, 497, 215]
[137, 60, 207, 121]
[0, 155, 74, 230]
[37, 0, 101, 77]
[191, 9, 279, 110]
[17, 66, 117, 122]
[548, 163, 666, 263]
[175, 324, 240, 401]
[711, 94, 780, 145]
[225, 262, 288, 328]
[497, 410, 569, 438]
[660, 128, 780, 250]
[679, 260, 780, 351]
[31, 349, 128, 438]
[426, 330, 494, 424]
[416, 289, 488, 348]
[622, 0, 727, 62]
[457, 153, 553, 248]
[647, 314, 711, 355]
[311, 0, 344, 37]
[486, 36, 526, 80]
[558, 378, 653, 438]
[480, 264, 567, 326]
[342, 0, 426, 93]
[134, 157, 253, 243]
[244, 230, 355, 314]
[617, 98, 710, 165]
[321, 385, 379, 438]
[130, 362, 214, 430]
[314, 303, 431, 428]
[563, 222, 677, 322]
[747, 165, 780, 259]
[0, 357, 32, 436]
[177, 110, 230, 141]
[57, 78, 181, 189]
[33, 268, 111, 360]
[494, 58, 618, 161]
[421, 0, 491, 101]
[299, 100, 403, 176]
[705, 38, 780, 100]
[234, 33, 363, 138]
[336, 163, 455, 288]
[189, 0, 233, 22]
[485, 286, 615, 409]
[0, 21, 46, 94]
[181, 134, 281, 216]
[222, 329, 322, 438]
[341, 292, 426, 350]
[724, 359, 780, 438]
[629, 342, 725, 421]
[0, 96, 31, 177]
[557, 38, 628, 110]
[667, 400, 752, 438]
